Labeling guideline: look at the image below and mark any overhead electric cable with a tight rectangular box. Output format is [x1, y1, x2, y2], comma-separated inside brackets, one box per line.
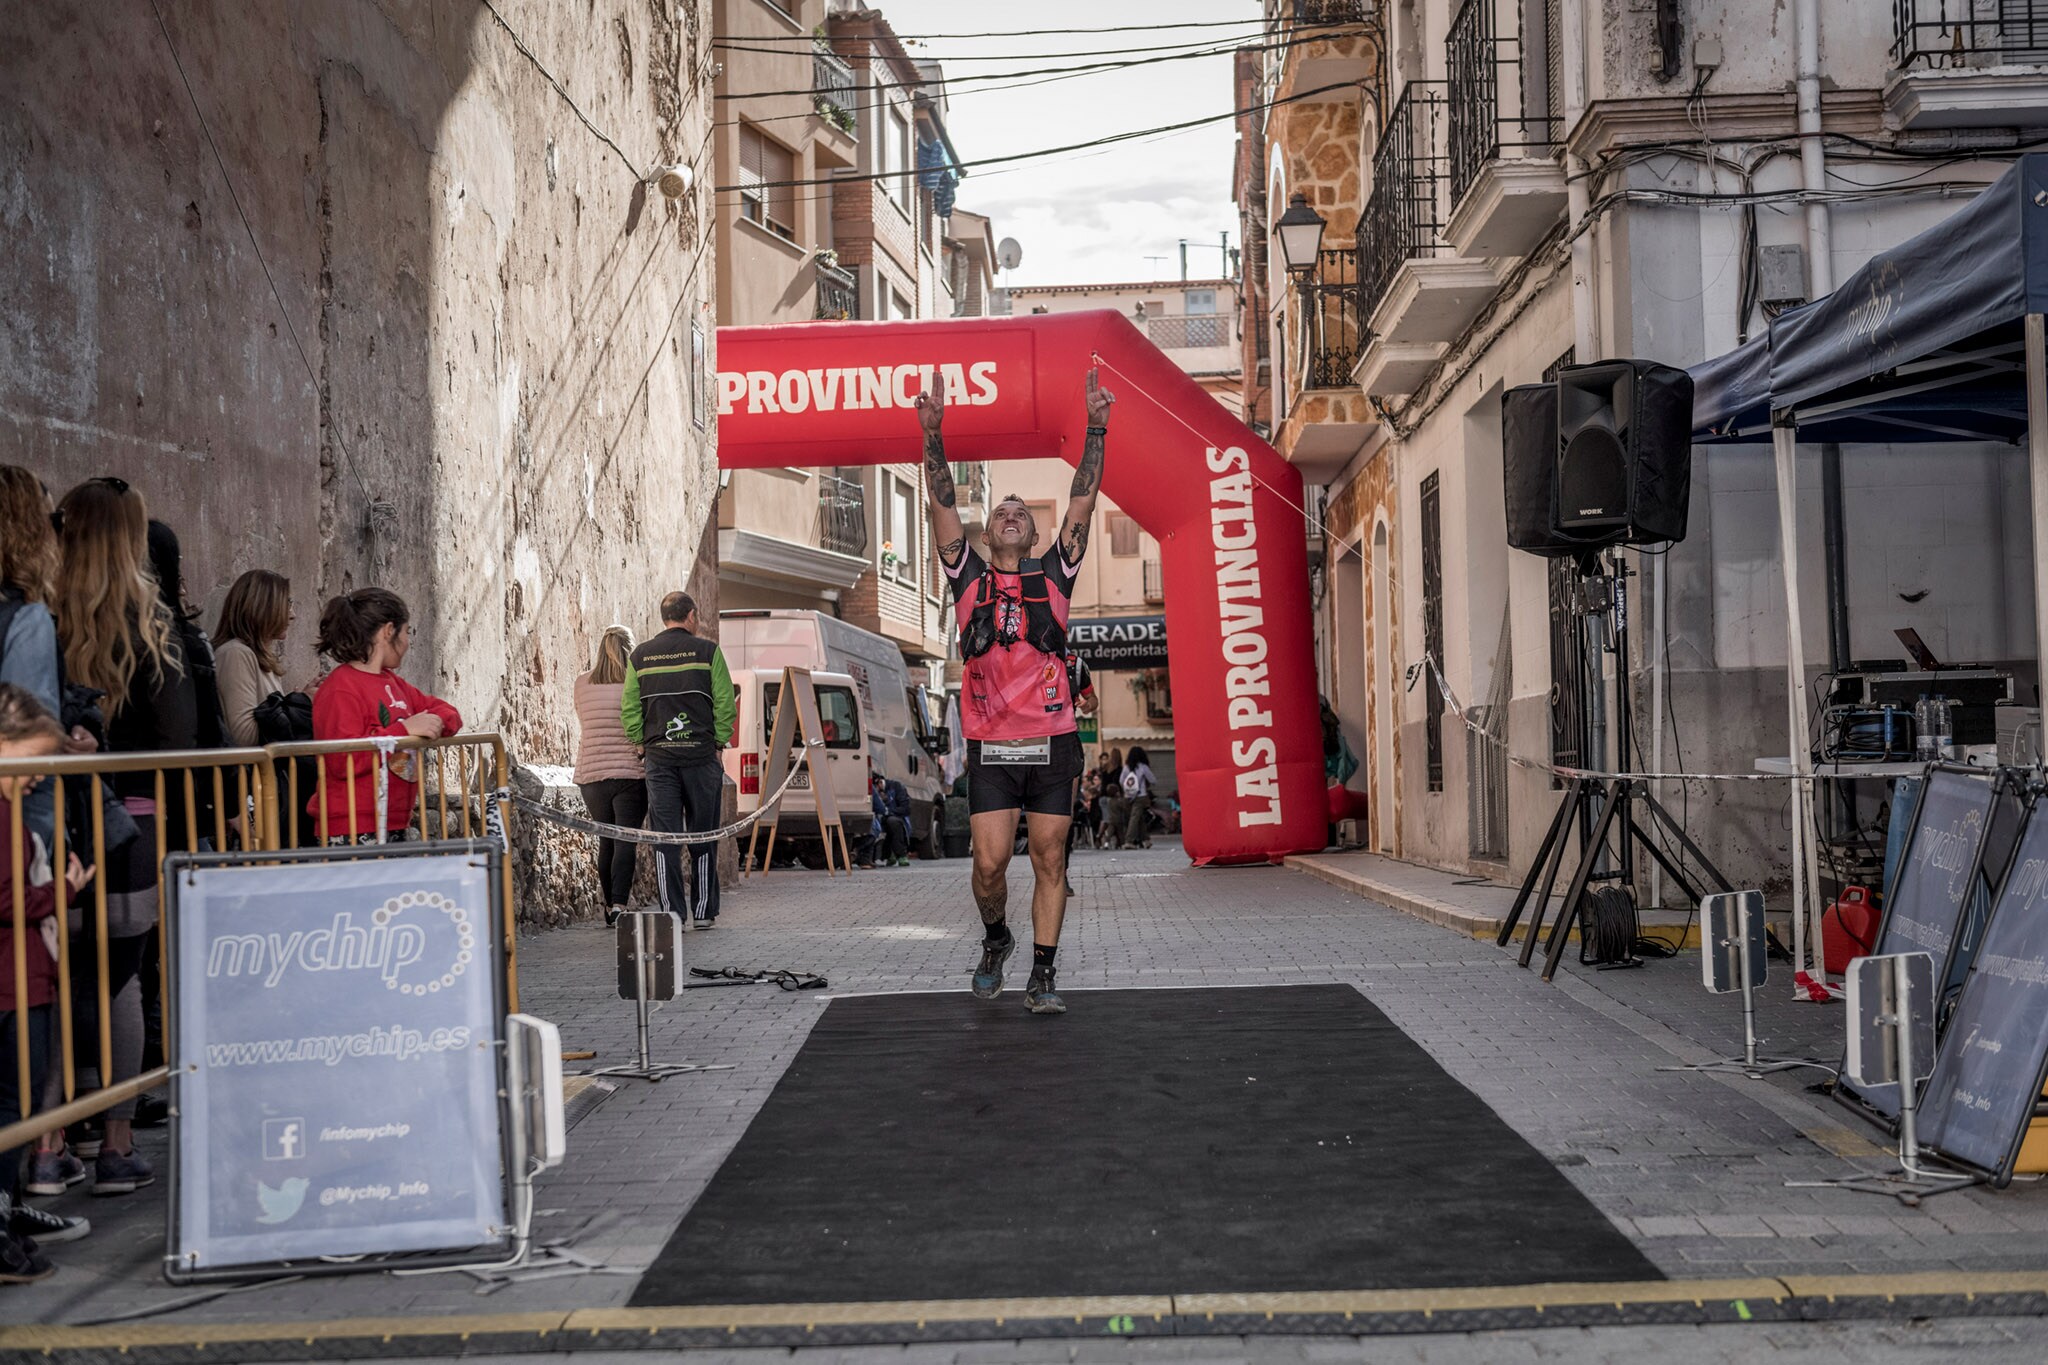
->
[717, 28, 1292, 62]
[718, 16, 1274, 41]
[715, 29, 1369, 101]
[715, 79, 1361, 195]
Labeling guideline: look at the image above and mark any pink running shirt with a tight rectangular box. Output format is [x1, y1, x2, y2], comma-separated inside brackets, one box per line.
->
[944, 543, 1083, 741]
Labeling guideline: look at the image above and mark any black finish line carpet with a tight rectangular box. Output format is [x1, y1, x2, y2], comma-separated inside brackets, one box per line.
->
[631, 984, 1659, 1305]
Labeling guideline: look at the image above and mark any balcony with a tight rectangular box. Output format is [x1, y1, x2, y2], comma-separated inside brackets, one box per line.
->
[1354, 82, 1506, 398]
[818, 473, 867, 557]
[813, 48, 858, 137]
[1887, 0, 2048, 128]
[1279, 247, 1379, 481]
[951, 460, 990, 526]
[815, 260, 858, 321]
[1302, 247, 1362, 389]
[1442, 0, 1565, 259]
[1146, 313, 1229, 352]
[1291, 0, 1372, 23]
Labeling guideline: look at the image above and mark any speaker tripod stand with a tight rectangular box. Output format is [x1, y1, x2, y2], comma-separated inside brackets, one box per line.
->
[1497, 554, 1735, 981]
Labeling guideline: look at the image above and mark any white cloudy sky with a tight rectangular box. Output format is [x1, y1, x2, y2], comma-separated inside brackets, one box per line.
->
[870, 0, 1262, 287]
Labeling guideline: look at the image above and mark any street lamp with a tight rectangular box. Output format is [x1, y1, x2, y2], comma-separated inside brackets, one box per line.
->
[1273, 192, 1328, 279]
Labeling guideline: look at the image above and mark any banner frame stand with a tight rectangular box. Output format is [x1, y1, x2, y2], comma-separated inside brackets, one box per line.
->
[163, 840, 519, 1285]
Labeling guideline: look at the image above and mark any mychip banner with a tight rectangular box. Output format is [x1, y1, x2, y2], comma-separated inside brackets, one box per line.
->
[169, 846, 509, 1279]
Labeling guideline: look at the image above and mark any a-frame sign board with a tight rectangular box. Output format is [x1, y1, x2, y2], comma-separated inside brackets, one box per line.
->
[743, 666, 854, 878]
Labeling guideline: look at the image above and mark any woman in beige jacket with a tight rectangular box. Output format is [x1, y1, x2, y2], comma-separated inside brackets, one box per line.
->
[576, 625, 646, 924]
[213, 569, 292, 747]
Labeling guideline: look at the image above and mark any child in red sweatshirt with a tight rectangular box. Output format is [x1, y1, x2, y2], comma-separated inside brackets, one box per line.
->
[310, 589, 462, 842]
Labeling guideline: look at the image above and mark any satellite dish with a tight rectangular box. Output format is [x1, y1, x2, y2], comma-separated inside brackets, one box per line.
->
[996, 237, 1023, 271]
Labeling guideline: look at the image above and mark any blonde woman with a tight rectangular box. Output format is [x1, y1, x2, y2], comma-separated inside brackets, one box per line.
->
[213, 570, 293, 748]
[0, 468, 69, 848]
[574, 625, 646, 925]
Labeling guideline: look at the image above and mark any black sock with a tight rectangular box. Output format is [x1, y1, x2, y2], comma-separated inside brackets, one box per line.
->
[1033, 944, 1057, 971]
[985, 921, 1012, 946]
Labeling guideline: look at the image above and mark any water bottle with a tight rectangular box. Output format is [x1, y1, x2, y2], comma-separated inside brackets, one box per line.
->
[1915, 695, 1938, 762]
[1935, 695, 1955, 760]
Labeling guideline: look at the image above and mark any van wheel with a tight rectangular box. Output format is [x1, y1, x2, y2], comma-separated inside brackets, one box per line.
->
[797, 842, 828, 871]
[921, 805, 944, 861]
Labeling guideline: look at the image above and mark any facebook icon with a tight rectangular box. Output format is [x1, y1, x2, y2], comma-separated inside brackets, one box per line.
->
[262, 1118, 306, 1161]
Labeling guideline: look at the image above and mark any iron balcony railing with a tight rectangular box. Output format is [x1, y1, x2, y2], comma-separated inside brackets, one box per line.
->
[1894, 0, 2048, 68]
[1292, 0, 1372, 24]
[1359, 81, 1451, 323]
[1147, 314, 1229, 350]
[813, 48, 858, 133]
[1446, 0, 1559, 207]
[815, 260, 858, 321]
[818, 472, 868, 556]
[1299, 246, 1362, 390]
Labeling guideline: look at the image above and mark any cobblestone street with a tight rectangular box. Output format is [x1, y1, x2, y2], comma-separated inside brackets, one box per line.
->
[10, 843, 2048, 1358]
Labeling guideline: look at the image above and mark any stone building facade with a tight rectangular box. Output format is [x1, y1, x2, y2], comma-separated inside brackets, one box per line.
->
[1, 0, 721, 921]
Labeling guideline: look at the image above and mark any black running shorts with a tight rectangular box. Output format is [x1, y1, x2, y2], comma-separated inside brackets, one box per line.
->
[966, 732, 1085, 817]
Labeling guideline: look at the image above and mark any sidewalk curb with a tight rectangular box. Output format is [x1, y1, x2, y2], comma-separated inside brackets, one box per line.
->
[7, 1274, 2047, 1357]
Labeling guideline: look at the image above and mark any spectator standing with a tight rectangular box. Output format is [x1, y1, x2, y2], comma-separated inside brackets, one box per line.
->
[1120, 745, 1157, 850]
[621, 593, 734, 926]
[574, 625, 646, 926]
[877, 772, 911, 866]
[1099, 746, 1128, 850]
[39, 480, 180, 1198]
[0, 468, 67, 849]
[0, 685, 94, 1281]
[310, 589, 462, 843]
[213, 570, 293, 748]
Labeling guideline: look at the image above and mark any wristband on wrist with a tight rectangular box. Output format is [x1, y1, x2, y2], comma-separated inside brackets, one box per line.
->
[1086, 425, 1108, 435]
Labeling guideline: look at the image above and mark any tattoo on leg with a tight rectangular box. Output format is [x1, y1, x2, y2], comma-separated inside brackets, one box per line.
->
[975, 884, 1008, 927]
[925, 431, 957, 508]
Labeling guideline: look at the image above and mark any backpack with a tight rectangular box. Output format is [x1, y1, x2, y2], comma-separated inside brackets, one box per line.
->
[1121, 766, 1147, 799]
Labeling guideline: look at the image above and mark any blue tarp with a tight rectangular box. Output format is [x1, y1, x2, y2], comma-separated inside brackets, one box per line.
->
[1690, 153, 2048, 444]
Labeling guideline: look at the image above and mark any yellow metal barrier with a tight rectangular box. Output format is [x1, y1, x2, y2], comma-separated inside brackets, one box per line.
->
[0, 733, 519, 1157]
[2, 747, 270, 1156]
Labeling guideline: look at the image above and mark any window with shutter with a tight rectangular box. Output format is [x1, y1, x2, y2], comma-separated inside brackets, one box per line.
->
[1110, 513, 1140, 557]
[738, 123, 796, 241]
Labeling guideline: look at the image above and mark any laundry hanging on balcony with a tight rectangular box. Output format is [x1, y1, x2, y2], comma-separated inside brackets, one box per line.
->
[917, 138, 958, 218]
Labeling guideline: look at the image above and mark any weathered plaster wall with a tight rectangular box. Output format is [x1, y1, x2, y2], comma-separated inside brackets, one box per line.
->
[1, 0, 720, 922]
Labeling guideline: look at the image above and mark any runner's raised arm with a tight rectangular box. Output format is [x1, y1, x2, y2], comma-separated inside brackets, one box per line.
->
[1059, 367, 1115, 565]
[917, 381, 966, 570]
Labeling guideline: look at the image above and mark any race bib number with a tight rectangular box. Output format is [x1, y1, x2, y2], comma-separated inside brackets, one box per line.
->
[982, 736, 1051, 767]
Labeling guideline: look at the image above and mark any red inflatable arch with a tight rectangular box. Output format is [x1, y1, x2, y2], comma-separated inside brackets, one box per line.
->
[714, 310, 1324, 866]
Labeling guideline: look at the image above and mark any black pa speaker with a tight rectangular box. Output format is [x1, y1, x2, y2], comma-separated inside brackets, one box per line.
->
[1502, 382, 1579, 558]
[1553, 359, 1694, 547]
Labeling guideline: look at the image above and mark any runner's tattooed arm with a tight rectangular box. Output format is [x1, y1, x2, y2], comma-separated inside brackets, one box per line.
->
[1061, 366, 1114, 563]
[917, 380, 966, 567]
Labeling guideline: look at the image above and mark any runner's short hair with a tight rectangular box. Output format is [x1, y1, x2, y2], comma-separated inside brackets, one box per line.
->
[661, 591, 696, 625]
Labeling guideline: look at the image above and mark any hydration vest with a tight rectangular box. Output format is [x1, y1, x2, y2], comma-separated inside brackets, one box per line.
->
[960, 564, 1067, 662]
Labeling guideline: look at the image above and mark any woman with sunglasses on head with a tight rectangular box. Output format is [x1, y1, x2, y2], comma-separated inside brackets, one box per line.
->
[311, 589, 462, 844]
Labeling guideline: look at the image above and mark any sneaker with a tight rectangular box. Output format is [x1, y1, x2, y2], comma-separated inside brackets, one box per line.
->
[91, 1148, 155, 1197]
[1025, 968, 1066, 1015]
[24, 1150, 86, 1197]
[8, 1203, 89, 1245]
[0, 1231, 53, 1284]
[972, 935, 1015, 999]
[603, 907, 622, 928]
[134, 1094, 170, 1129]
[65, 1123, 101, 1161]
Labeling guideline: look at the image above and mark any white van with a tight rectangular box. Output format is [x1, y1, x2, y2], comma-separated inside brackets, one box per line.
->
[723, 667, 871, 867]
[720, 611, 952, 860]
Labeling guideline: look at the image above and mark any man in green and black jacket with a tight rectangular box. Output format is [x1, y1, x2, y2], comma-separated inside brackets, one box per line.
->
[623, 592, 736, 924]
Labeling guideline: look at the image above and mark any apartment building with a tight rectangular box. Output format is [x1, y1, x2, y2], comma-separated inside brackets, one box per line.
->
[976, 279, 1251, 793]
[1243, 0, 2037, 893]
[711, 0, 996, 686]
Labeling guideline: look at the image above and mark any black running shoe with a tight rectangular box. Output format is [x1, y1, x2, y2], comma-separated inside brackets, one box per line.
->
[0, 1230, 52, 1284]
[972, 935, 1014, 999]
[8, 1203, 89, 1244]
[1024, 967, 1066, 1015]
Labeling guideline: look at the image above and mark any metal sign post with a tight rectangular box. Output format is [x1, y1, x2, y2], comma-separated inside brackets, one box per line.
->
[589, 911, 733, 1083]
[1661, 891, 1832, 1078]
[1791, 951, 1977, 1205]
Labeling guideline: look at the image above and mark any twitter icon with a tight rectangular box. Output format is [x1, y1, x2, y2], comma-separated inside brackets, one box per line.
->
[256, 1177, 309, 1225]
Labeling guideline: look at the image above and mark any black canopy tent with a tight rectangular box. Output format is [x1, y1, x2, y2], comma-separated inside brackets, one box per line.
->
[1686, 153, 2048, 983]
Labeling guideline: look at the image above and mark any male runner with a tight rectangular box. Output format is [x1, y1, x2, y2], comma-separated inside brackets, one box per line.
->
[918, 368, 1113, 1014]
